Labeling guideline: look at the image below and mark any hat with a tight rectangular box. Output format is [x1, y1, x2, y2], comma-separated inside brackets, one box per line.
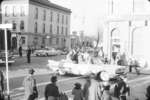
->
[74, 82, 81, 89]
[29, 68, 35, 74]
[51, 76, 57, 83]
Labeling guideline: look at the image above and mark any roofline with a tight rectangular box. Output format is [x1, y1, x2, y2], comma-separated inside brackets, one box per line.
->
[2, 0, 71, 13]
[30, 0, 72, 13]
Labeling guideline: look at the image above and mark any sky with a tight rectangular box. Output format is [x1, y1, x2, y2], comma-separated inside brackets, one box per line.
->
[50, 0, 150, 37]
[50, 0, 108, 37]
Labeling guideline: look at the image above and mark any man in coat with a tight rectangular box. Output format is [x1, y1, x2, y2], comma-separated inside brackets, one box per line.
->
[23, 68, 37, 100]
[0, 70, 4, 100]
[27, 46, 32, 63]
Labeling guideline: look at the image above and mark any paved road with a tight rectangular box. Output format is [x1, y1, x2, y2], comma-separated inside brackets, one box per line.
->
[0, 55, 66, 71]
[0, 55, 150, 100]
[9, 71, 150, 100]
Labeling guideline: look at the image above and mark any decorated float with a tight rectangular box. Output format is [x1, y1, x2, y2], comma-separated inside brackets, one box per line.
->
[47, 59, 128, 78]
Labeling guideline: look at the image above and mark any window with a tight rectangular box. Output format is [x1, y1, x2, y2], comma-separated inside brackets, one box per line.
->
[145, 20, 148, 26]
[56, 38, 59, 44]
[12, 21, 17, 31]
[66, 28, 68, 35]
[13, 6, 17, 16]
[43, 10, 46, 21]
[61, 38, 64, 45]
[20, 20, 24, 31]
[42, 38, 45, 45]
[50, 11, 53, 22]
[50, 24, 52, 34]
[35, 8, 38, 19]
[57, 26, 59, 34]
[21, 37, 26, 44]
[20, 6, 25, 16]
[61, 26, 63, 34]
[57, 13, 59, 23]
[49, 38, 52, 44]
[43, 23, 45, 33]
[5, 6, 9, 17]
[62, 15, 64, 24]
[34, 22, 38, 33]
[66, 16, 68, 25]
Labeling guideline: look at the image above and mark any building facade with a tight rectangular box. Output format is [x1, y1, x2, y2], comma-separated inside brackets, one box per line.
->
[0, 0, 3, 24]
[103, 0, 150, 62]
[1, 0, 71, 50]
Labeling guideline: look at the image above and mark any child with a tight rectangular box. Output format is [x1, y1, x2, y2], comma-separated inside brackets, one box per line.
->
[72, 83, 84, 100]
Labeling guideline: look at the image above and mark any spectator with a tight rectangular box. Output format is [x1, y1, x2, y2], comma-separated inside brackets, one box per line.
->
[146, 85, 150, 100]
[83, 74, 103, 100]
[19, 46, 22, 57]
[114, 76, 130, 100]
[128, 58, 140, 75]
[83, 76, 91, 100]
[27, 46, 32, 63]
[23, 68, 38, 100]
[0, 70, 4, 100]
[44, 76, 59, 100]
[72, 82, 84, 100]
[101, 82, 112, 100]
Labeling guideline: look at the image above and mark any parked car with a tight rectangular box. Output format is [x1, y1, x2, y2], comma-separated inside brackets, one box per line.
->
[55, 49, 68, 55]
[56, 48, 69, 55]
[0, 51, 15, 65]
[34, 48, 58, 56]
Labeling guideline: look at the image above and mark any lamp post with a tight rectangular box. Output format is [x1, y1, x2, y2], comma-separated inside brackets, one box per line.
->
[46, 35, 50, 48]
[0, 24, 12, 100]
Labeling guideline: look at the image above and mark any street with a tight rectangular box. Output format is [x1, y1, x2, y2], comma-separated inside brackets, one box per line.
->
[10, 71, 150, 100]
[0, 55, 149, 100]
[0, 0, 150, 100]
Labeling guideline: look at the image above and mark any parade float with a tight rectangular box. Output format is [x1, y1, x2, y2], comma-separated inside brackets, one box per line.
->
[47, 59, 128, 79]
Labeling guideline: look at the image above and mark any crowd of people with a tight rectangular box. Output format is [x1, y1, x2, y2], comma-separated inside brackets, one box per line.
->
[66, 46, 148, 76]
[66, 47, 108, 65]
[20, 67, 150, 100]
[21, 68, 131, 100]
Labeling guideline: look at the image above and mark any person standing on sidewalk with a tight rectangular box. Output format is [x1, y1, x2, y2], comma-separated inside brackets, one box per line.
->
[23, 68, 38, 100]
[0, 70, 4, 100]
[27, 46, 32, 63]
[83, 74, 103, 100]
[101, 82, 112, 100]
[44, 76, 60, 100]
[72, 82, 84, 100]
[19, 46, 22, 57]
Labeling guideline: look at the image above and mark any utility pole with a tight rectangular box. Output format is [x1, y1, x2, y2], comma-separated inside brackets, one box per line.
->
[0, 24, 12, 100]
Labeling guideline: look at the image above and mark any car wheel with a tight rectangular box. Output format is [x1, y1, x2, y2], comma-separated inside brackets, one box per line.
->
[46, 53, 49, 56]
